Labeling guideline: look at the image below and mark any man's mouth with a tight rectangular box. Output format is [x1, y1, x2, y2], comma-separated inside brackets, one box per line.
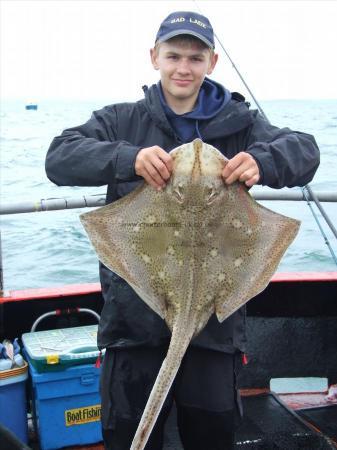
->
[172, 79, 193, 86]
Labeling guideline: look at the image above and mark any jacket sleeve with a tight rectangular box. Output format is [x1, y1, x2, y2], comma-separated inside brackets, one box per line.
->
[45, 106, 142, 186]
[245, 111, 320, 188]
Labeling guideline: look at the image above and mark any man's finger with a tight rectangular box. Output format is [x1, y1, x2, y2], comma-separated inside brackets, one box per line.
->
[145, 162, 167, 188]
[152, 157, 171, 181]
[239, 168, 256, 182]
[222, 152, 260, 185]
[157, 150, 173, 174]
[244, 174, 260, 187]
[222, 154, 244, 178]
[135, 146, 173, 187]
[141, 169, 163, 190]
[223, 161, 252, 184]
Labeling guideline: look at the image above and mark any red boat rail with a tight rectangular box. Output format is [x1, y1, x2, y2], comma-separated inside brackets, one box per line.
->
[1, 272, 337, 304]
[0, 283, 101, 303]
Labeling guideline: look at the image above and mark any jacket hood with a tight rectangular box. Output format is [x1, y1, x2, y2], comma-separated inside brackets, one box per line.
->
[158, 77, 231, 120]
[157, 78, 231, 141]
[142, 82, 252, 142]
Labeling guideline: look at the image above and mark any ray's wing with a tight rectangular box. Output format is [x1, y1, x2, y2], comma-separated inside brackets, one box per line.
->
[202, 182, 300, 322]
[80, 183, 187, 320]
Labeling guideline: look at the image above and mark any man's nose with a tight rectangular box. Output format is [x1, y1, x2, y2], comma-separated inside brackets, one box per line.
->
[176, 59, 191, 75]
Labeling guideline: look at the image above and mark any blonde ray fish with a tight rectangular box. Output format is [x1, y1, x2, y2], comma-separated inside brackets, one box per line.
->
[80, 139, 300, 450]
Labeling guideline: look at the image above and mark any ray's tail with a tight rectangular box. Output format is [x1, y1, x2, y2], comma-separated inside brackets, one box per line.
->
[130, 323, 194, 450]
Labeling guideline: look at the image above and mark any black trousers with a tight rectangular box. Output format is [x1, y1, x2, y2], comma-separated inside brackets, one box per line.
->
[100, 346, 242, 450]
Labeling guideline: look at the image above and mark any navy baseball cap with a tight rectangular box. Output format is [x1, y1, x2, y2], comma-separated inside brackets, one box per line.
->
[155, 11, 215, 49]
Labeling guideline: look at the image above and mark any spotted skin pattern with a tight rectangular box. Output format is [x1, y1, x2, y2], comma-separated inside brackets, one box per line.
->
[80, 139, 300, 450]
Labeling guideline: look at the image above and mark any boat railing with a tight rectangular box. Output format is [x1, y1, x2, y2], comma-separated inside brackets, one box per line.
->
[1, 188, 336, 293]
[1, 190, 336, 215]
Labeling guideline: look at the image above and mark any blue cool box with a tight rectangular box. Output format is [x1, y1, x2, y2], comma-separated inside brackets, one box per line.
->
[27, 356, 102, 450]
[0, 365, 29, 444]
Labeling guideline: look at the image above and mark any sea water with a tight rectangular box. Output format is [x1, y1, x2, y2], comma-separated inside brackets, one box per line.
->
[1, 98, 337, 291]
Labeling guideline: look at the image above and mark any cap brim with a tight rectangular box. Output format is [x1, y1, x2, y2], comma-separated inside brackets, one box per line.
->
[157, 29, 214, 49]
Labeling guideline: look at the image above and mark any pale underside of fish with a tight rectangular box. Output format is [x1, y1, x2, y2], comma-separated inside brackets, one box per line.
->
[80, 139, 300, 450]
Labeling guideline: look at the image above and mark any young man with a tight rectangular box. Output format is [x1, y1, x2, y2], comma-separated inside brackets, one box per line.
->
[46, 11, 320, 450]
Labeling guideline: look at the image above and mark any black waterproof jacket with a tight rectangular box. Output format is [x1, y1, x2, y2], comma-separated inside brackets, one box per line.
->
[46, 84, 320, 353]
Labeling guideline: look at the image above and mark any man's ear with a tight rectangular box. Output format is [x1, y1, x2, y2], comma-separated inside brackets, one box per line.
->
[207, 52, 218, 75]
[150, 48, 159, 70]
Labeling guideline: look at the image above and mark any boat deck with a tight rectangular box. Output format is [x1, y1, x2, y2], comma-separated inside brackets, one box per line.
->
[20, 390, 336, 450]
[1, 276, 336, 449]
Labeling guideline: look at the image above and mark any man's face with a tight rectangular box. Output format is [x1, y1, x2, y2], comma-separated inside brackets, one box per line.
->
[150, 40, 218, 111]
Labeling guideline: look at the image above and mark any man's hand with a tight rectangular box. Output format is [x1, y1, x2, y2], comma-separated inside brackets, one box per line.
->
[135, 146, 173, 190]
[222, 152, 260, 187]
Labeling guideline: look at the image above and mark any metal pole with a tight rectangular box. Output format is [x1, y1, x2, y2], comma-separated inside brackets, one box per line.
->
[304, 185, 337, 240]
[0, 194, 106, 215]
[0, 191, 337, 215]
[302, 188, 337, 265]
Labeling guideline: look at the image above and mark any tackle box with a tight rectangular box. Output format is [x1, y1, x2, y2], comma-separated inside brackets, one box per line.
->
[22, 324, 101, 372]
[22, 309, 102, 372]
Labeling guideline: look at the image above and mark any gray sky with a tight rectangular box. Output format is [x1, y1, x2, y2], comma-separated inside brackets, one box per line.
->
[1, 0, 337, 101]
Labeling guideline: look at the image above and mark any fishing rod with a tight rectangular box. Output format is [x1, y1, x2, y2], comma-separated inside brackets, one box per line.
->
[302, 189, 337, 266]
[193, 0, 337, 265]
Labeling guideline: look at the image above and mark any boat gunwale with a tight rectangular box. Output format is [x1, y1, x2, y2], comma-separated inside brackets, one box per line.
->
[1, 272, 337, 303]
